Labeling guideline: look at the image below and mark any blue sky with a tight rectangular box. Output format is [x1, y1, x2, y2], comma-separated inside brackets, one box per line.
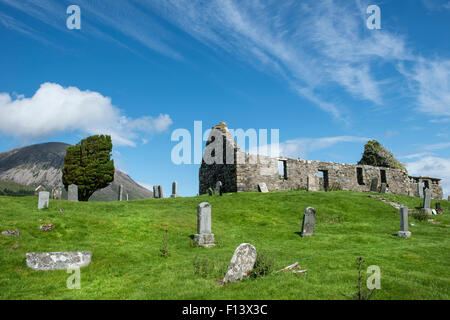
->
[0, 0, 449, 198]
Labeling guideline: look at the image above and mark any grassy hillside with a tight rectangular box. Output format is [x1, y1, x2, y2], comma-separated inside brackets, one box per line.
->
[0, 190, 449, 300]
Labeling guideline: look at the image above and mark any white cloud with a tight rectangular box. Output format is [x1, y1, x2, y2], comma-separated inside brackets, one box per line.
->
[0, 83, 172, 146]
[404, 58, 450, 116]
[406, 156, 450, 199]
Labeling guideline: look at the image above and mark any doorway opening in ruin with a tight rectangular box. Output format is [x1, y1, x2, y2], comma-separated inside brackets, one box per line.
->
[380, 170, 387, 184]
[278, 160, 287, 180]
[318, 170, 329, 190]
[357, 167, 364, 185]
[423, 180, 429, 190]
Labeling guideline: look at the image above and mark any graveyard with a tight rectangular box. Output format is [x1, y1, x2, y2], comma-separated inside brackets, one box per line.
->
[1, 189, 449, 300]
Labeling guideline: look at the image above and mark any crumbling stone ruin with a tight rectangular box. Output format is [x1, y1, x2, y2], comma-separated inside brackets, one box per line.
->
[199, 122, 444, 199]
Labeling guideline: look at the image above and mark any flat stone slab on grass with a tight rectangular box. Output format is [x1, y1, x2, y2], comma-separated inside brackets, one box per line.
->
[26, 251, 92, 271]
[2, 230, 20, 237]
[222, 243, 257, 284]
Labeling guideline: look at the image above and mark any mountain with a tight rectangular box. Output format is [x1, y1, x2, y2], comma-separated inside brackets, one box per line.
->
[0, 142, 153, 201]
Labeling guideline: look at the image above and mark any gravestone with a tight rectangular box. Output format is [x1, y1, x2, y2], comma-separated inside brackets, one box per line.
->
[171, 181, 178, 198]
[408, 190, 412, 197]
[118, 184, 123, 201]
[222, 243, 257, 284]
[258, 182, 269, 193]
[380, 183, 387, 194]
[68, 184, 78, 202]
[307, 175, 318, 191]
[26, 251, 92, 270]
[158, 185, 163, 198]
[194, 202, 215, 247]
[417, 183, 423, 198]
[448, 195, 449, 201]
[153, 185, 158, 198]
[216, 181, 223, 196]
[301, 207, 316, 237]
[38, 191, 50, 209]
[397, 206, 411, 238]
[436, 203, 441, 210]
[421, 189, 432, 215]
[207, 187, 213, 196]
[370, 177, 378, 192]
[51, 187, 62, 200]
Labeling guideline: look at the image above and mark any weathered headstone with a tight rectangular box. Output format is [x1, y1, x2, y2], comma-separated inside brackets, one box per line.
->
[51, 187, 62, 200]
[407, 189, 412, 197]
[38, 191, 50, 209]
[448, 195, 450, 201]
[171, 181, 178, 198]
[258, 182, 269, 193]
[26, 251, 92, 270]
[380, 183, 387, 194]
[153, 185, 158, 198]
[118, 184, 123, 201]
[222, 243, 257, 284]
[194, 202, 215, 247]
[216, 181, 223, 196]
[301, 207, 316, 237]
[68, 184, 78, 202]
[436, 203, 441, 211]
[369, 177, 378, 192]
[207, 187, 213, 196]
[397, 206, 411, 238]
[417, 183, 423, 198]
[307, 175, 318, 191]
[158, 185, 163, 198]
[421, 189, 432, 215]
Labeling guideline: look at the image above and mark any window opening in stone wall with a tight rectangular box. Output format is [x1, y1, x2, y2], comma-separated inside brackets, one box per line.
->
[380, 170, 387, 184]
[357, 167, 364, 185]
[278, 160, 287, 180]
[318, 170, 329, 190]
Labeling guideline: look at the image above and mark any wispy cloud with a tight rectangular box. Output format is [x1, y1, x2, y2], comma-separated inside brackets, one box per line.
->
[0, 83, 172, 147]
[1, 0, 449, 120]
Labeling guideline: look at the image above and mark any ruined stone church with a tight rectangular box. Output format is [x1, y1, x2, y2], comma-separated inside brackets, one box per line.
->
[199, 122, 443, 199]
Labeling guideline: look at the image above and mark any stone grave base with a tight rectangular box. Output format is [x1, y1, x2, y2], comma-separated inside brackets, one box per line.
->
[397, 231, 411, 239]
[194, 233, 215, 248]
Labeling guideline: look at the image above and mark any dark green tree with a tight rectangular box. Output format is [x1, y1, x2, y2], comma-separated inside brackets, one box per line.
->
[358, 140, 406, 171]
[62, 135, 115, 201]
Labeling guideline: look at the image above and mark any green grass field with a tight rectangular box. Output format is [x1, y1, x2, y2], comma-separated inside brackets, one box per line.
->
[0, 190, 449, 300]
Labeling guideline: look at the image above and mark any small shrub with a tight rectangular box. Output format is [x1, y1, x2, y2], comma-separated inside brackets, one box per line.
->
[250, 251, 275, 279]
[193, 255, 226, 278]
[411, 210, 428, 222]
[159, 228, 170, 258]
[344, 257, 376, 300]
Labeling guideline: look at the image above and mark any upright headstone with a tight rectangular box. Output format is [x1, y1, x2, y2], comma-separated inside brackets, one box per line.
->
[194, 202, 215, 247]
[126, 193, 129, 201]
[397, 206, 411, 238]
[68, 184, 78, 202]
[118, 184, 123, 201]
[301, 207, 316, 237]
[171, 181, 178, 198]
[258, 182, 269, 193]
[408, 189, 412, 197]
[417, 183, 423, 198]
[421, 189, 432, 215]
[222, 243, 257, 284]
[54, 187, 63, 200]
[207, 187, 213, 196]
[307, 175, 318, 191]
[436, 202, 441, 211]
[38, 191, 50, 209]
[215, 181, 223, 196]
[158, 185, 163, 198]
[448, 195, 450, 201]
[153, 186, 158, 198]
[370, 177, 378, 192]
[380, 183, 387, 194]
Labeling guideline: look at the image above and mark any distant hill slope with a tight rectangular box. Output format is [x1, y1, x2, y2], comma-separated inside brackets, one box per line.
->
[0, 142, 152, 201]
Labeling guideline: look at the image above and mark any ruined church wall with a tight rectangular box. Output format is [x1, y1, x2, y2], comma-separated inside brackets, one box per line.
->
[234, 151, 412, 195]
